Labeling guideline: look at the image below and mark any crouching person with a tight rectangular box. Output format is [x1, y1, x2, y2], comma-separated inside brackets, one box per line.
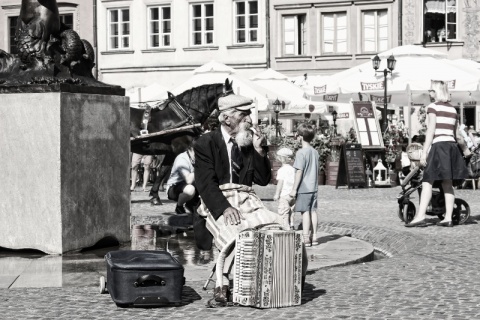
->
[165, 140, 199, 214]
[193, 94, 308, 306]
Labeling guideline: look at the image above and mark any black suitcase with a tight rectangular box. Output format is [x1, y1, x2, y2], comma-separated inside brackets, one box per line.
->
[104, 250, 185, 307]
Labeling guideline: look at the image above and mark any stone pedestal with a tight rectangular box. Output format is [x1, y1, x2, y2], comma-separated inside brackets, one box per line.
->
[0, 90, 130, 254]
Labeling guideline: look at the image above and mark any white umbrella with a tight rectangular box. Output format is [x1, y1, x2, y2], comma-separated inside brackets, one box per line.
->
[336, 56, 480, 105]
[169, 61, 290, 112]
[126, 82, 169, 108]
[250, 68, 328, 114]
[305, 47, 479, 105]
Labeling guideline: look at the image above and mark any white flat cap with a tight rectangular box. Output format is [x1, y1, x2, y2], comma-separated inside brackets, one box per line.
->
[276, 147, 293, 157]
[218, 94, 254, 111]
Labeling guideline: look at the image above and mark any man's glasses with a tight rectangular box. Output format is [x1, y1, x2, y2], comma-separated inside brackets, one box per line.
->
[428, 90, 435, 93]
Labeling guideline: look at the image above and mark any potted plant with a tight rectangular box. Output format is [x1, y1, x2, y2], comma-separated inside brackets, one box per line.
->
[383, 121, 407, 186]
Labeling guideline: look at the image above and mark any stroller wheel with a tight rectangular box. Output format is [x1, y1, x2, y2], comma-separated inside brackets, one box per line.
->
[399, 201, 416, 223]
[453, 199, 470, 225]
[437, 198, 471, 225]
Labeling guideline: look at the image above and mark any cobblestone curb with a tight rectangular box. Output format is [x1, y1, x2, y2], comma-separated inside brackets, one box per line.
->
[317, 221, 425, 257]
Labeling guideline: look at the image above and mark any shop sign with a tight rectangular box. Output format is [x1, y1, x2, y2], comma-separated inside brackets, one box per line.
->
[314, 85, 327, 94]
[360, 81, 384, 91]
[336, 112, 349, 119]
[370, 94, 391, 103]
[323, 94, 338, 102]
[431, 79, 456, 89]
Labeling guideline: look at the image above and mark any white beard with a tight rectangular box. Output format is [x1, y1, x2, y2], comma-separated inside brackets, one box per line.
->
[235, 123, 253, 147]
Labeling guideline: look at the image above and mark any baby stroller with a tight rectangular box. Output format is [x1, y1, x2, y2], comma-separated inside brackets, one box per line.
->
[397, 143, 471, 225]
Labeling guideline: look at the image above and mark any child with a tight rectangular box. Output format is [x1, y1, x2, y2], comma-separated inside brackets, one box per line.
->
[289, 123, 319, 246]
[273, 147, 296, 229]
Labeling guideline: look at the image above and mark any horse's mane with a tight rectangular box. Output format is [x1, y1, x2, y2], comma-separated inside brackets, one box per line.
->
[175, 83, 224, 110]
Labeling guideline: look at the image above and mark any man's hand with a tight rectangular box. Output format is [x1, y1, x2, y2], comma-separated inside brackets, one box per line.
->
[273, 194, 279, 201]
[223, 207, 245, 225]
[251, 125, 266, 153]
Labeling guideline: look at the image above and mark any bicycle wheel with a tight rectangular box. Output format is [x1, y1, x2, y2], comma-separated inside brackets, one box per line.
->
[402, 201, 416, 224]
[453, 198, 470, 225]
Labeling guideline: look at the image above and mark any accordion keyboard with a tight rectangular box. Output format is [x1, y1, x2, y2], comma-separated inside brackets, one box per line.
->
[233, 229, 303, 308]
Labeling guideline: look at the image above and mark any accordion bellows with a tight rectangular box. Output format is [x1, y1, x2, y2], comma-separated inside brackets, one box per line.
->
[233, 229, 303, 308]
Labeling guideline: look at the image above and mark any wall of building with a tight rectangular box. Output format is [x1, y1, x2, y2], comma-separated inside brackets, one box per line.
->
[96, 0, 268, 89]
[0, 0, 95, 55]
[269, 0, 400, 77]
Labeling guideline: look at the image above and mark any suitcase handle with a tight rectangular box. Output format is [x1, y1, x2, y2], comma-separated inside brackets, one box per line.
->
[134, 275, 166, 287]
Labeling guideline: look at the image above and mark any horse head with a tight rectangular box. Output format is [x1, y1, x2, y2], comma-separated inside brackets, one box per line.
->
[174, 78, 234, 126]
[130, 79, 235, 155]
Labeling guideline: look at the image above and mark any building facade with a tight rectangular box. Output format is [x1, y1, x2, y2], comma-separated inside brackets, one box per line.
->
[0, 0, 97, 75]
[269, 0, 478, 77]
[96, 0, 269, 89]
[269, 0, 480, 129]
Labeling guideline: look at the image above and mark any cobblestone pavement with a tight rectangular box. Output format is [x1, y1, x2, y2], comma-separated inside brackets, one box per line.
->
[2, 185, 480, 319]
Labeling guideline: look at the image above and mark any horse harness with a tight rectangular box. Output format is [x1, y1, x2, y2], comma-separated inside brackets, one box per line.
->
[139, 97, 195, 137]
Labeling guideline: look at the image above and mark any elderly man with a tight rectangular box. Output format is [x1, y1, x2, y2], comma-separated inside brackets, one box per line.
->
[194, 94, 307, 304]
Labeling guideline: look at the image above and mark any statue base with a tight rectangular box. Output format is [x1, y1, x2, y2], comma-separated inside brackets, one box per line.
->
[0, 88, 130, 254]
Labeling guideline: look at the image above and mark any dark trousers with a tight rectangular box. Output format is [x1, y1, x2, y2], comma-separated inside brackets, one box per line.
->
[149, 165, 172, 198]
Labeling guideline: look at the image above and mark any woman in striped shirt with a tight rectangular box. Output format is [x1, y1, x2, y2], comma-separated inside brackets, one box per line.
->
[406, 80, 469, 228]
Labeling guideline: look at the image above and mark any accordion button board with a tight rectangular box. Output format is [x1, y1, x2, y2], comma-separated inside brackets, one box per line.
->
[233, 229, 303, 308]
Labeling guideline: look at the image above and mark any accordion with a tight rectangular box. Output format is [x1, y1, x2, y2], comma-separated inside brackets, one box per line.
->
[233, 228, 303, 308]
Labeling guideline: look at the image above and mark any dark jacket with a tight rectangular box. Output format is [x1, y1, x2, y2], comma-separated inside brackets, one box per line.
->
[194, 128, 271, 220]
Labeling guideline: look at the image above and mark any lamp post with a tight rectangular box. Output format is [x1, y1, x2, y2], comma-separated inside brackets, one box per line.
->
[273, 98, 281, 138]
[331, 110, 338, 136]
[372, 54, 396, 132]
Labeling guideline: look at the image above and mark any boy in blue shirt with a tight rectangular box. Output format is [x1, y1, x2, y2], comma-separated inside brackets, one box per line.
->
[289, 123, 319, 246]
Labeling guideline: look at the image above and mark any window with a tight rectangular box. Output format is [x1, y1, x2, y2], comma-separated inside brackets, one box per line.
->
[191, 3, 214, 46]
[148, 6, 171, 48]
[283, 14, 306, 56]
[9, 16, 18, 54]
[60, 13, 74, 29]
[424, 0, 457, 43]
[234, 1, 258, 43]
[322, 12, 347, 54]
[362, 10, 388, 53]
[108, 8, 130, 50]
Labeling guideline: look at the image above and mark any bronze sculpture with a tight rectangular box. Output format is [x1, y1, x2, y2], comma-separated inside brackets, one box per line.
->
[0, 0, 99, 87]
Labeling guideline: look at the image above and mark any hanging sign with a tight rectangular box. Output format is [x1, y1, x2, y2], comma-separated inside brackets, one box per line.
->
[336, 112, 349, 119]
[323, 94, 338, 102]
[351, 101, 384, 149]
[314, 85, 327, 94]
[370, 94, 392, 103]
[361, 81, 384, 91]
[431, 79, 456, 89]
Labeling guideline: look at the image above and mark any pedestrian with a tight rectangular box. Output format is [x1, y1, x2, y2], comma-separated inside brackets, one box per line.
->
[405, 80, 469, 228]
[165, 140, 199, 214]
[289, 123, 319, 246]
[273, 147, 296, 229]
[130, 153, 153, 192]
[193, 93, 307, 305]
[468, 125, 478, 149]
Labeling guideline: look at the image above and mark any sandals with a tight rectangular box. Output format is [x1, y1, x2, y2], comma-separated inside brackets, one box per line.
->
[303, 234, 312, 247]
[311, 233, 319, 246]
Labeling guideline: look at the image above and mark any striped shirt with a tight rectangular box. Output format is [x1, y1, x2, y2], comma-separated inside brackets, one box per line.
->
[426, 101, 458, 144]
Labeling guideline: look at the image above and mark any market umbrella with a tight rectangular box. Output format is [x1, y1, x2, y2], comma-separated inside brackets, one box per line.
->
[126, 82, 169, 108]
[169, 61, 290, 113]
[305, 46, 479, 106]
[250, 68, 328, 115]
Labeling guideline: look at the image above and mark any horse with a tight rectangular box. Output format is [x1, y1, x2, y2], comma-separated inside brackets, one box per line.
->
[130, 79, 234, 204]
[130, 78, 232, 155]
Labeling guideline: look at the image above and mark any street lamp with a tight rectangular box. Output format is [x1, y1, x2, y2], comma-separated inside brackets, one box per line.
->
[372, 54, 396, 132]
[273, 98, 281, 138]
[331, 110, 338, 136]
